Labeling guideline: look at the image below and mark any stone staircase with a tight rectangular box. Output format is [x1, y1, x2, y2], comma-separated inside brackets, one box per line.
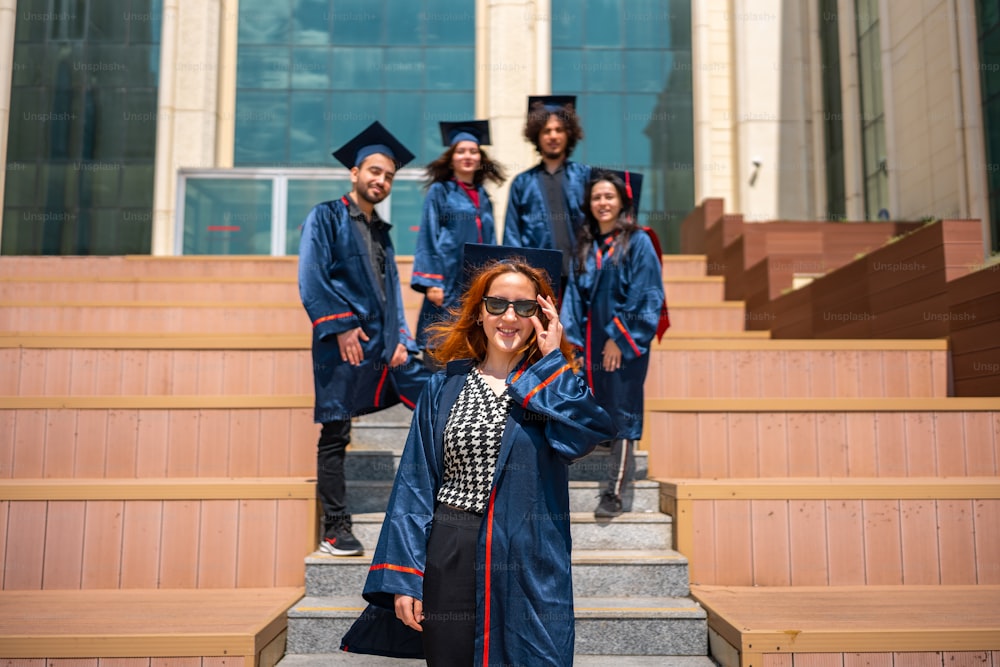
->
[281, 406, 714, 665]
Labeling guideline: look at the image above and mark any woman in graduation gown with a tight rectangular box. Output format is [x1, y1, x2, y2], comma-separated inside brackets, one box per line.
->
[411, 120, 505, 353]
[362, 247, 615, 666]
[561, 170, 666, 518]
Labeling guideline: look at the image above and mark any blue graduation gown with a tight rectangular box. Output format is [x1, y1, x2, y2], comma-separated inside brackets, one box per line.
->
[502, 161, 591, 250]
[411, 180, 497, 348]
[363, 351, 615, 666]
[561, 229, 665, 440]
[298, 196, 430, 422]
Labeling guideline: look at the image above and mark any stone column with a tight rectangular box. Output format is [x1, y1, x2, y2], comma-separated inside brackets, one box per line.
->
[151, 0, 223, 254]
[478, 0, 551, 236]
[0, 0, 17, 244]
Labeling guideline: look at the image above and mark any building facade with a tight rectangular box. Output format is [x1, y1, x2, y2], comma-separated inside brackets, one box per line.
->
[1, 0, 996, 257]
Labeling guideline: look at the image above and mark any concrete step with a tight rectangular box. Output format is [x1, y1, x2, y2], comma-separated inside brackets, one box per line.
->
[303, 548, 690, 599]
[345, 478, 661, 514]
[286, 595, 707, 656]
[277, 653, 717, 666]
[348, 511, 672, 553]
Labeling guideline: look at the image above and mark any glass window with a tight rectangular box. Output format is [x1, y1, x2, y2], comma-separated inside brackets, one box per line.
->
[819, 0, 846, 219]
[235, 1, 474, 167]
[977, 0, 1000, 250]
[552, 0, 693, 252]
[182, 178, 273, 255]
[855, 0, 888, 220]
[382, 180, 425, 256]
[286, 178, 352, 255]
[3, 0, 163, 255]
[232, 0, 475, 255]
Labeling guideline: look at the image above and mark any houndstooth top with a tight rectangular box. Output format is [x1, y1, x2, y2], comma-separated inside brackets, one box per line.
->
[436, 369, 513, 515]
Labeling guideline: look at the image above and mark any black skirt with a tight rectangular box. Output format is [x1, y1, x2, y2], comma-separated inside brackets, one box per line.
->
[421, 503, 482, 666]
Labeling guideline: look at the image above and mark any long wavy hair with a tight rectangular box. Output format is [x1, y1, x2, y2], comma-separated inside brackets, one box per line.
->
[523, 101, 585, 158]
[424, 143, 506, 188]
[574, 170, 640, 270]
[426, 259, 578, 370]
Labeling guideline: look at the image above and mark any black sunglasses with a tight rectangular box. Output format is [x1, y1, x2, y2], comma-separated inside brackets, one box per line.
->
[482, 296, 540, 318]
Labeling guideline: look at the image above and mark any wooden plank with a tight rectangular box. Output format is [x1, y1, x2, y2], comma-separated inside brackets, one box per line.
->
[105, 410, 140, 478]
[0, 478, 314, 500]
[727, 413, 759, 477]
[757, 414, 790, 476]
[788, 500, 828, 585]
[692, 584, 1000, 653]
[823, 500, 865, 586]
[44, 409, 77, 477]
[4, 501, 46, 589]
[786, 414, 819, 476]
[814, 413, 848, 476]
[974, 500, 1000, 584]
[644, 398, 1000, 412]
[80, 501, 125, 589]
[751, 500, 790, 585]
[874, 413, 907, 475]
[899, 499, 941, 584]
[715, 500, 753, 585]
[198, 501, 239, 588]
[135, 410, 169, 477]
[965, 412, 1000, 476]
[655, 477, 1000, 500]
[159, 501, 199, 587]
[863, 500, 903, 584]
[0, 396, 313, 409]
[937, 499, 978, 584]
[236, 500, 277, 588]
[119, 501, 163, 589]
[42, 500, 86, 588]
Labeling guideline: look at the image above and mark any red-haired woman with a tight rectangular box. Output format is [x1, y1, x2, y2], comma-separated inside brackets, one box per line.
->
[361, 249, 614, 666]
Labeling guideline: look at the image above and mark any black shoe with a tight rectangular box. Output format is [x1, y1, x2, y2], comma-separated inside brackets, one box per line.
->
[320, 515, 364, 556]
[594, 492, 623, 518]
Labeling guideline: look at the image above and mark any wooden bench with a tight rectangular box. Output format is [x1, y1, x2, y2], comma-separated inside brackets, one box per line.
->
[0, 586, 305, 667]
[692, 583, 1000, 667]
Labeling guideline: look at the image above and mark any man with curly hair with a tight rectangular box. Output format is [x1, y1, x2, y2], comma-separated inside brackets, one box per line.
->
[503, 95, 590, 292]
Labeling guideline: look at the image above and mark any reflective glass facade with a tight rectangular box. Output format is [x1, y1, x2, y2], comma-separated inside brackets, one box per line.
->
[978, 0, 1000, 251]
[855, 0, 889, 220]
[819, 0, 846, 220]
[224, 0, 475, 255]
[234, 0, 475, 166]
[551, 0, 694, 251]
[3, 0, 162, 255]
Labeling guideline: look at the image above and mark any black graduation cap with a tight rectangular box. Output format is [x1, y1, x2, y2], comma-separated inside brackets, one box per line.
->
[439, 120, 491, 146]
[331, 121, 415, 169]
[461, 243, 562, 295]
[527, 95, 577, 114]
[592, 168, 644, 217]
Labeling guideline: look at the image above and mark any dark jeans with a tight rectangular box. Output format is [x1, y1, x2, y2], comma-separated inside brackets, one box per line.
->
[422, 504, 480, 665]
[317, 419, 351, 525]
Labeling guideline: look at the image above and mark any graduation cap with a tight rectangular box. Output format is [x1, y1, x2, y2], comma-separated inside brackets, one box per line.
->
[461, 243, 562, 296]
[528, 95, 577, 114]
[331, 121, 415, 169]
[440, 120, 491, 146]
